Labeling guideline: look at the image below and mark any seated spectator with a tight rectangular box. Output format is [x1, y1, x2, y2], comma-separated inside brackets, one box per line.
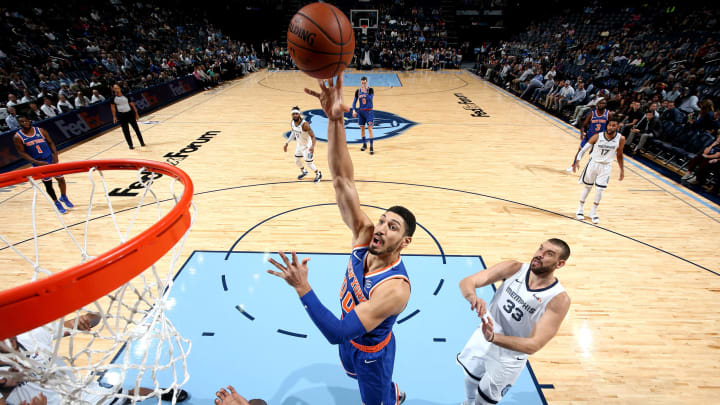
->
[688, 100, 719, 136]
[664, 83, 683, 102]
[41, 97, 59, 118]
[194, 65, 212, 89]
[532, 75, 555, 102]
[626, 110, 662, 154]
[661, 101, 686, 124]
[5, 107, 20, 130]
[20, 89, 34, 104]
[551, 81, 575, 111]
[56, 94, 74, 113]
[678, 89, 700, 115]
[682, 133, 720, 186]
[560, 82, 586, 114]
[520, 73, 544, 99]
[29, 103, 47, 121]
[74, 92, 91, 109]
[91, 89, 105, 104]
[58, 83, 73, 101]
[6, 94, 18, 108]
[620, 101, 643, 136]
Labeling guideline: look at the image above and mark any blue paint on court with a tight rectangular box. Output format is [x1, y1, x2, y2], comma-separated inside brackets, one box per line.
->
[343, 73, 402, 87]
[284, 109, 417, 143]
[105, 251, 547, 405]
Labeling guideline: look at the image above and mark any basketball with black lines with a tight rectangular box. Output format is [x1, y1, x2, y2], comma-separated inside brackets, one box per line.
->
[287, 2, 355, 79]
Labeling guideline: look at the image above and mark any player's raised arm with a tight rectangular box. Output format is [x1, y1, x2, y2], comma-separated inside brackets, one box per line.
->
[305, 76, 373, 245]
[459, 260, 522, 316]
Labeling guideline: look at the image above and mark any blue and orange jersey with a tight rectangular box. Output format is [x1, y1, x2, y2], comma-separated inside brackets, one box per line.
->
[352, 88, 374, 111]
[586, 109, 608, 139]
[339, 245, 409, 349]
[17, 127, 52, 160]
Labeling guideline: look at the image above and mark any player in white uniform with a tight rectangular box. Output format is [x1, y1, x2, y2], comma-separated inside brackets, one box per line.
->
[457, 239, 572, 405]
[283, 107, 322, 183]
[1, 315, 187, 405]
[573, 117, 625, 224]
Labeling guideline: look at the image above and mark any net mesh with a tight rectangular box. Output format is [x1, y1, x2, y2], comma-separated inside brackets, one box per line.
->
[0, 164, 194, 405]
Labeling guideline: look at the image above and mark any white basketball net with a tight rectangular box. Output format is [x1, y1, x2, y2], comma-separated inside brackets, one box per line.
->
[0, 165, 194, 405]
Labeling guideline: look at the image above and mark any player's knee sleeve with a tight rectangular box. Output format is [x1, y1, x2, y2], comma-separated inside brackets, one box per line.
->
[43, 180, 58, 201]
[580, 185, 592, 202]
[594, 187, 604, 204]
[295, 155, 304, 168]
[305, 160, 317, 171]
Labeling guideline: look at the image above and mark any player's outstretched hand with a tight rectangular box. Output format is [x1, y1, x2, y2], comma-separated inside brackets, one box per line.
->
[267, 251, 312, 296]
[481, 316, 495, 343]
[215, 386, 249, 405]
[304, 76, 349, 121]
[469, 295, 487, 317]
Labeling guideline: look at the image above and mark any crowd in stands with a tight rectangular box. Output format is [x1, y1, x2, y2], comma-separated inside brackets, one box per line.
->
[355, 3, 468, 71]
[474, 4, 720, 195]
[0, 2, 266, 132]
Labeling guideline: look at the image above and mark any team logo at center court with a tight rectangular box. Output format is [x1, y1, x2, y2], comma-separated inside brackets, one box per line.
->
[283, 109, 418, 144]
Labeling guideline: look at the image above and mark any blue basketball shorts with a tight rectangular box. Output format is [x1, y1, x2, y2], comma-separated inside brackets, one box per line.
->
[339, 332, 401, 405]
[358, 110, 374, 127]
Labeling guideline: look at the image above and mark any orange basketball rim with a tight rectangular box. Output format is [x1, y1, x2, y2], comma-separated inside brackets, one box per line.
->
[0, 159, 194, 341]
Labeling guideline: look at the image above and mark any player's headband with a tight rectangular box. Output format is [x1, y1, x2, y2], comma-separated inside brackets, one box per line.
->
[291, 108, 301, 114]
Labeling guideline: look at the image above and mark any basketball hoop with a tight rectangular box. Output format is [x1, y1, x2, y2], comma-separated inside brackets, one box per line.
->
[361, 24, 368, 35]
[0, 159, 194, 404]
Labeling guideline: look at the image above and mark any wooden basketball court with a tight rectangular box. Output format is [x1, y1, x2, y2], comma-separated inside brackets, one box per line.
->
[1, 69, 718, 404]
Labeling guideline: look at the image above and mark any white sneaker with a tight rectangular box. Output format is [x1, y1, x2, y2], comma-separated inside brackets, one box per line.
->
[565, 167, 574, 173]
[687, 176, 698, 185]
[681, 172, 693, 181]
[575, 212, 584, 220]
[591, 215, 600, 224]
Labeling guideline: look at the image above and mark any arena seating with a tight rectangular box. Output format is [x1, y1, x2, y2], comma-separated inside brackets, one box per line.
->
[475, 4, 720, 196]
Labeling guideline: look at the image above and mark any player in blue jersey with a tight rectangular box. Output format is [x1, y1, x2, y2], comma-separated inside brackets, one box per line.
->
[566, 99, 610, 172]
[268, 75, 415, 405]
[13, 115, 73, 214]
[351, 76, 375, 155]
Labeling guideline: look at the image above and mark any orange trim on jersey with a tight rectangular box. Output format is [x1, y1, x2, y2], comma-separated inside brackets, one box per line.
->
[352, 244, 370, 250]
[364, 256, 402, 277]
[368, 275, 410, 298]
[350, 332, 392, 353]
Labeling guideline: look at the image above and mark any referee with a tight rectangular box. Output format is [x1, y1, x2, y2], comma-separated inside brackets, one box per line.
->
[111, 84, 145, 149]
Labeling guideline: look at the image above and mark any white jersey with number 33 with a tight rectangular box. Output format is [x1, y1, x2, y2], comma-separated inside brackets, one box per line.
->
[589, 132, 621, 164]
[488, 263, 565, 358]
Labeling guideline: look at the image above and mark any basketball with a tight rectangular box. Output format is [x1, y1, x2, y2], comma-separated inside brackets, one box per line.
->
[287, 2, 355, 79]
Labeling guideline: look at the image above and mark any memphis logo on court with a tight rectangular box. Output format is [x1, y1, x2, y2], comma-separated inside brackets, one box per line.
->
[283, 109, 418, 143]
